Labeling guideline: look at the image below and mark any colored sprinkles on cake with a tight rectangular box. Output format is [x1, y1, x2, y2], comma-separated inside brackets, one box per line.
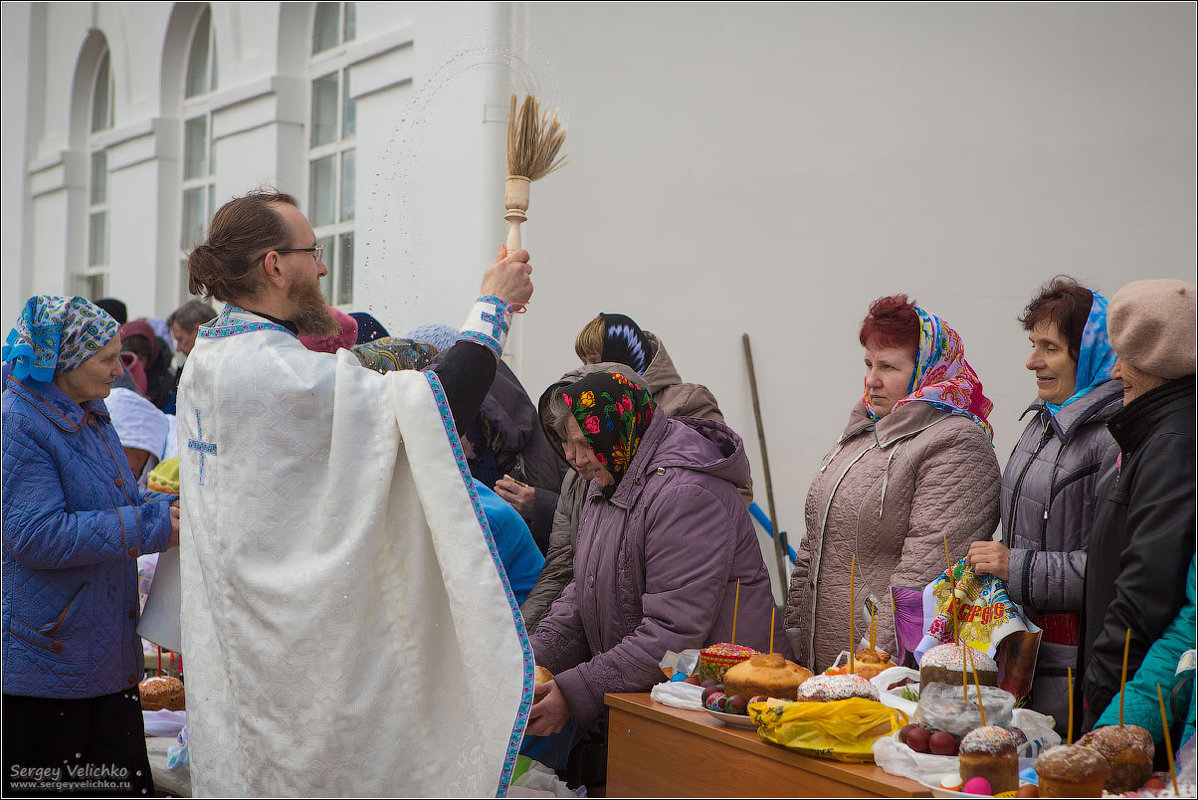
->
[921, 642, 997, 672]
[797, 673, 879, 702]
[960, 725, 1017, 754]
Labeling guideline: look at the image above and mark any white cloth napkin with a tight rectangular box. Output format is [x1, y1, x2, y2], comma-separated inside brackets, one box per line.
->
[142, 709, 187, 738]
[649, 681, 704, 711]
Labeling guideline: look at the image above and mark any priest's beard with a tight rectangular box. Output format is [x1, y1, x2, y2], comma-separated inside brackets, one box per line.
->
[290, 275, 340, 337]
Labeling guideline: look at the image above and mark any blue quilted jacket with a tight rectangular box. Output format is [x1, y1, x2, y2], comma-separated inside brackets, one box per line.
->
[3, 376, 173, 698]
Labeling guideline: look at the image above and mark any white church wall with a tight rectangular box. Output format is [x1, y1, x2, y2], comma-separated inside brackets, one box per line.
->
[510, 3, 1197, 596]
[2, 3, 1194, 599]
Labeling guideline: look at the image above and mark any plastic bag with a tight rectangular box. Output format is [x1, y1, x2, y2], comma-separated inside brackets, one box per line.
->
[870, 666, 920, 717]
[509, 757, 586, 798]
[658, 648, 700, 680]
[912, 682, 1015, 737]
[1177, 732, 1197, 785]
[1011, 708, 1061, 758]
[166, 723, 189, 770]
[914, 558, 1042, 698]
[873, 732, 1040, 786]
[749, 698, 908, 762]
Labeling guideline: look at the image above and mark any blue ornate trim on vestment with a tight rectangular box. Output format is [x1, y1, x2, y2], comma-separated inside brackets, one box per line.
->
[458, 330, 503, 359]
[423, 370, 534, 799]
[198, 304, 297, 339]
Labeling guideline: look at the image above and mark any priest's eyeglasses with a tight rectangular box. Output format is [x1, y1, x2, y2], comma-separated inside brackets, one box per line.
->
[273, 244, 324, 262]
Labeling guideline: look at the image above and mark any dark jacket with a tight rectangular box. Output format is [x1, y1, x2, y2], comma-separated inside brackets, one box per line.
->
[1001, 380, 1121, 734]
[1080, 376, 1196, 731]
[2, 377, 174, 697]
[529, 413, 781, 725]
[480, 360, 568, 549]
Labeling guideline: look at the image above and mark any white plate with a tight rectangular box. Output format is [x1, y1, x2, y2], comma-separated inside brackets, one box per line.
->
[702, 707, 758, 729]
[918, 775, 1031, 798]
[917, 775, 984, 798]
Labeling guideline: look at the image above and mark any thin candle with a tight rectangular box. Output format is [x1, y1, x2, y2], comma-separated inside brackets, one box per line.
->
[962, 642, 969, 703]
[944, 537, 957, 643]
[1067, 667, 1074, 745]
[869, 598, 877, 654]
[732, 578, 740, 645]
[769, 607, 775, 655]
[966, 646, 985, 727]
[1120, 627, 1131, 726]
[1158, 683, 1178, 795]
[157, 645, 162, 676]
[849, 554, 856, 674]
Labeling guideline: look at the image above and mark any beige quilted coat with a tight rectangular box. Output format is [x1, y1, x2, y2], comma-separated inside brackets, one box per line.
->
[785, 400, 1000, 672]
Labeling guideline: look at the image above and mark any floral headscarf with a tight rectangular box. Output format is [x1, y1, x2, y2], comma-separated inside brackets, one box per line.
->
[1045, 290, 1116, 415]
[600, 313, 653, 375]
[561, 370, 657, 493]
[2, 295, 119, 382]
[866, 307, 994, 440]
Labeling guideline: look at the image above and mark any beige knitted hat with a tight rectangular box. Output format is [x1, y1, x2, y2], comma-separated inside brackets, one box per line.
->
[1107, 279, 1197, 379]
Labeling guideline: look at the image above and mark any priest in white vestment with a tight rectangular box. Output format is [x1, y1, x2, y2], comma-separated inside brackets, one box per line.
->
[176, 191, 536, 797]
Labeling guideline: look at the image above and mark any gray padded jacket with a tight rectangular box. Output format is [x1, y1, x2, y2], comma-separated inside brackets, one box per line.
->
[786, 401, 1000, 673]
[1000, 379, 1121, 737]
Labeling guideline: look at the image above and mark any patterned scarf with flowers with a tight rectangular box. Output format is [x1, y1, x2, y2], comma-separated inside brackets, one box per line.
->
[865, 307, 995, 441]
[561, 370, 658, 495]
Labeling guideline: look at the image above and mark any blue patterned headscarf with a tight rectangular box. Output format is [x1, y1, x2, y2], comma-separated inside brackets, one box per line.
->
[2, 296, 119, 382]
[405, 323, 458, 354]
[1045, 290, 1117, 415]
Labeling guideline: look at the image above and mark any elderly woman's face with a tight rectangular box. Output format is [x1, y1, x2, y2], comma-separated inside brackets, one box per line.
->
[172, 322, 199, 356]
[863, 344, 916, 418]
[1111, 356, 1167, 407]
[54, 336, 124, 406]
[1026, 321, 1077, 405]
[562, 419, 615, 487]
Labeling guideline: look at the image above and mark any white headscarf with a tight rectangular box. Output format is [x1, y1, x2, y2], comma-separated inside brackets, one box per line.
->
[106, 387, 176, 487]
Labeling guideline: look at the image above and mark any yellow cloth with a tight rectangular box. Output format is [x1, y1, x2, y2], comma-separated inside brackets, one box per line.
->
[749, 698, 908, 762]
[147, 457, 180, 494]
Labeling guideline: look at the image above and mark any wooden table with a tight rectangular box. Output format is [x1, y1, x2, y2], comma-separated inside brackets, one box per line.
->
[604, 693, 931, 798]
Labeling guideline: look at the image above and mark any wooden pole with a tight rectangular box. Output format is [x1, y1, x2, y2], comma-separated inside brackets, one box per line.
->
[742, 333, 789, 601]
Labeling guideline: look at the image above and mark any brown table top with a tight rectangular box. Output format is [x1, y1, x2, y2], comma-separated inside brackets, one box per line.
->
[604, 692, 931, 797]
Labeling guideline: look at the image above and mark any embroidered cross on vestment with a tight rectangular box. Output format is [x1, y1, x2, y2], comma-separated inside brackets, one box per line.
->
[187, 409, 219, 485]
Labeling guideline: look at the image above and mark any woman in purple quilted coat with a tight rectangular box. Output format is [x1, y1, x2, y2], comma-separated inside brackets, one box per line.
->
[524, 370, 780, 765]
[2, 296, 178, 797]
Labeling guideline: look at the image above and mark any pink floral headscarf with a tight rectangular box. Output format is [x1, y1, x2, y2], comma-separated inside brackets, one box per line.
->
[864, 307, 994, 441]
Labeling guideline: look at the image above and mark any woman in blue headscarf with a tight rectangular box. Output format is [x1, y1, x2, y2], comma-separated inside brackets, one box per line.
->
[967, 277, 1121, 739]
[2, 295, 178, 796]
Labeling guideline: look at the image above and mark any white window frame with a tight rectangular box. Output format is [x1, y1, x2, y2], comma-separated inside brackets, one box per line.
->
[308, 2, 356, 306]
[79, 50, 114, 298]
[179, 6, 218, 305]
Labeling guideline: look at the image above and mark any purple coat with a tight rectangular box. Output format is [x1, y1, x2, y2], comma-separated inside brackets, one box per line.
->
[530, 412, 784, 724]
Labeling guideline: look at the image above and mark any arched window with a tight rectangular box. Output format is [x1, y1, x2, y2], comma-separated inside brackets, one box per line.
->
[179, 5, 218, 303]
[308, 2, 356, 305]
[80, 49, 115, 298]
